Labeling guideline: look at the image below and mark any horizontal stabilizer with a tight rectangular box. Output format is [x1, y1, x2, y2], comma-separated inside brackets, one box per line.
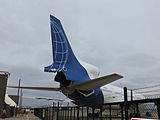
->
[23, 96, 64, 102]
[68, 73, 123, 90]
[8, 86, 60, 91]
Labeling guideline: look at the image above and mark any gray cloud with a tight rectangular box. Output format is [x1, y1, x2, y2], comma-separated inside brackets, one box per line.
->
[0, 0, 160, 106]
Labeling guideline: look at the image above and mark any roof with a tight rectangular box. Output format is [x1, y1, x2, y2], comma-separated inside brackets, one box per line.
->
[0, 71, 10, 76]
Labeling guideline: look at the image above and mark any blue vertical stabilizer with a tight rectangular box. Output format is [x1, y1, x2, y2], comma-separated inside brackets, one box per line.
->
[44, 15, 90, 83]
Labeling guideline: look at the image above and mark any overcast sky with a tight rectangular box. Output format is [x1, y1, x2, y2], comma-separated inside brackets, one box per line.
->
[0, 0, 160, 106]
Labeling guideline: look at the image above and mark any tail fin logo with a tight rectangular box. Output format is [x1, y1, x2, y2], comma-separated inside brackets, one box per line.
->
[50, 16, 69, 71]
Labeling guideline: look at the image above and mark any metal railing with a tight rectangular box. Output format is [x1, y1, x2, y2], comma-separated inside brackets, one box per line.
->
[34, 87, 160, 120]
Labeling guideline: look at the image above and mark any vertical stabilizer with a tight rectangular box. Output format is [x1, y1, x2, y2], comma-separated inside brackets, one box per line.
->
[44, 15, 90, 83]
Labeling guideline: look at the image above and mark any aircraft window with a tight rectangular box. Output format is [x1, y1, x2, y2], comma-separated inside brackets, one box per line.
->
[78, 90, 95, 97]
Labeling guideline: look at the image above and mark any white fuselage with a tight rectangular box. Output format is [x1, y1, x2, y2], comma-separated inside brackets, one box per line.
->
[78, 60, 100, 79]
[101, 84, 145, 103]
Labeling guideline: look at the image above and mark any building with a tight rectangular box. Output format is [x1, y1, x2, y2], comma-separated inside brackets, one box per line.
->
[0, 71, 10, 112]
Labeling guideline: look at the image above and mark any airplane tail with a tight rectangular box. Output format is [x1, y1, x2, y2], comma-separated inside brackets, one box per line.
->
[44, 15, 72, 72]
[44, 15, 90, 83]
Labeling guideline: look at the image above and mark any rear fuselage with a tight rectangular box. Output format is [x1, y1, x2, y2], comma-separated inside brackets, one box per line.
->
[55, 61, 104, 107]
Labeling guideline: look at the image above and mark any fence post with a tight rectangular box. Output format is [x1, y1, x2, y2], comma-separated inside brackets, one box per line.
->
[57, 102, 59, 120]
[65, 107, 67, 120]
[100, 106, 103, 120]
[73, 107, 76, 120]
[63, 106, 65, 120]
[67, 105, 68, 120]
[47, 107, 49, 120]
[136, 103, 140, 117]
[124, 87, 128, 120]
[67, 105, 70, 120]
[48, 106, 51, 120]
[61, 106, 64, 120]
[45, 108, 47, 120]
[131, 90, 133, 101]
[92, 107, 95, 120]
[82, 107, 84, 120]
[87, 107, 89, 120]
[52, 102, 54, 120]
[77, 106, 79, 120]
[109, 105, 112, 120]
[120, 103, 124, 120]
[70, 107, 72, 120]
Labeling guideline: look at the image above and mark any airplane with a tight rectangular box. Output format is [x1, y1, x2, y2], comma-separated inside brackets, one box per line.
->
[8, 15, 143, 107]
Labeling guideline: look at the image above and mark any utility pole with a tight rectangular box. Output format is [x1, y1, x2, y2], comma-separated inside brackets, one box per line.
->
[19, 88, 23, 113]
[16, 79, 21, 115]
[17, 79, 21, 106]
